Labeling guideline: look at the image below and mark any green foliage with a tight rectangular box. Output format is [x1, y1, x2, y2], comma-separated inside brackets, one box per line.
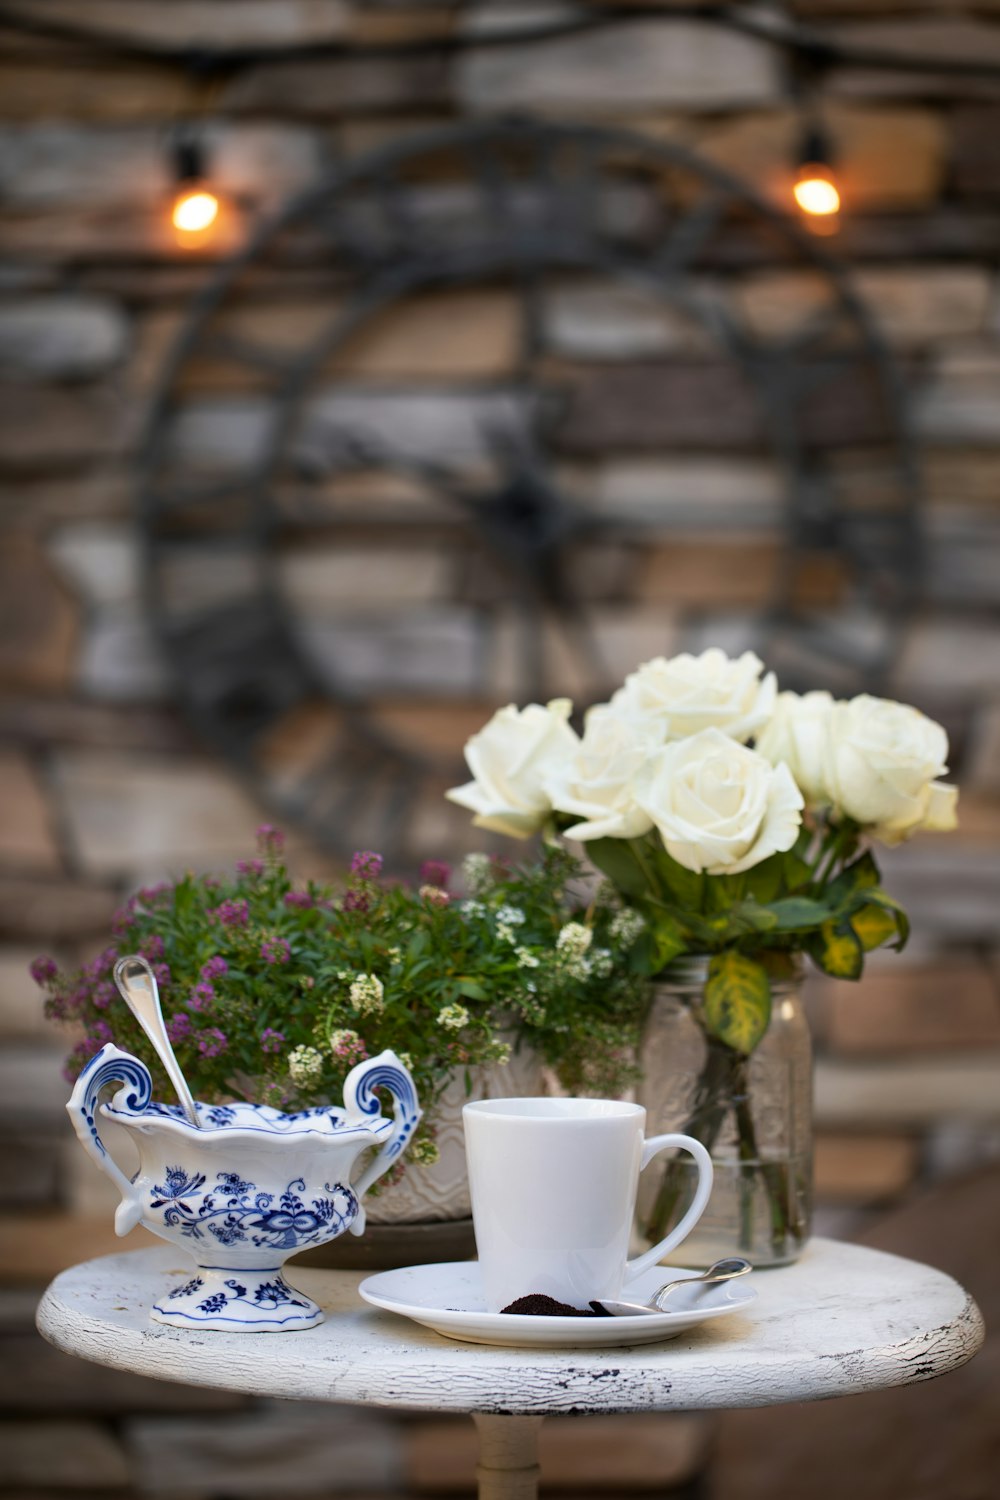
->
[809, 919, 864, 980]
[32, 835, 649, 1172]
[588, 812, 912, 1049]
[704, 953, 772, 1055]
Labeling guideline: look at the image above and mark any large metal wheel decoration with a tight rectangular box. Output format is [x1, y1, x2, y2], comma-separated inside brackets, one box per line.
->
[140, 118, 922, 866]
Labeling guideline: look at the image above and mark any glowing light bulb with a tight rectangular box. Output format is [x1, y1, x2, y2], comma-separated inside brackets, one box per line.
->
[172, 187, 220, 236]
[793, 166, 841, 219]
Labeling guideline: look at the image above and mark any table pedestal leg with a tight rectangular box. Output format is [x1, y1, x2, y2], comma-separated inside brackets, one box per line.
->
[473, 1414, 544, 1500]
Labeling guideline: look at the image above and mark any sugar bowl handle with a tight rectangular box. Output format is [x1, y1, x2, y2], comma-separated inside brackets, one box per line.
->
[66, 1044, 153, 1236]
[342, 1049, 421, 1235]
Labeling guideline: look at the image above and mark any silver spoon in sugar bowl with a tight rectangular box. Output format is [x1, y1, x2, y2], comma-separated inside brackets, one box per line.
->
[113, 954, 201, 1128]
[592, 1257, 752, 1317]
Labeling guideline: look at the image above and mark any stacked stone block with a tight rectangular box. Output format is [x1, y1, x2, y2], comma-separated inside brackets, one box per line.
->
[0, 3, 999, 1495]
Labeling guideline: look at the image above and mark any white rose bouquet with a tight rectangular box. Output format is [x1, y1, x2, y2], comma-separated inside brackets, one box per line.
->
[448, 649, 957, 1051]
[447, 650, 958, 1258]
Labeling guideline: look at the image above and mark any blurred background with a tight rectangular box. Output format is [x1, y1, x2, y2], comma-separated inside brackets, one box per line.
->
[0, 2, 998, 1498]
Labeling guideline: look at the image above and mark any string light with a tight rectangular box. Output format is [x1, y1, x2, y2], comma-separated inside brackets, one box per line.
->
[793, 124, 841, 235]
[170, 134, 221, 246]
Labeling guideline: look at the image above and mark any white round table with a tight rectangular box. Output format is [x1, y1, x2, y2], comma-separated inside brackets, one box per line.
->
[36, 1239, 984, 1500]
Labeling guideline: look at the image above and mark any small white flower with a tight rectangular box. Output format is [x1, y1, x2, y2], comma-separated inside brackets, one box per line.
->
[556, 921, 593, 958]
[609, 908, 645, 947]
[328, 1028, 365, 1060]
[288, 1045, 324, 1086]
[462, 853, 492, 893]
[461, 899, 486, 918]
[591, 948, 614, 978]
[387, 946, 401, 963]
[349, 972, 384, 1016]
[515, 947, 540, 968]
[496, 905, 526, 927]
[438, 1002, 470, 1031]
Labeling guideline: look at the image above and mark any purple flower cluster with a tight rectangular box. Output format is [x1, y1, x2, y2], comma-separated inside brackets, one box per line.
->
[283, 890, 313, 910]
[140, 934, 164, 961]
[187, 982, 215, 1013]
[237, 858, 265, 877]
[111, 907, 135, 938]
[420, 859, 451, 890]
[256, 824, 285, 855]
[342, 888, 371, 914]
[197, 1028, 228, 1058]
[260, 1027, 285, 1054]
[211, 899, 249, 927]
[91, 981, 115, 1010]
[260, 937, 290, 966]
[86, 1020, 114, 1048]
[136, 883, 171, 907]
[82, 946, 118, 983]
[350, 850, 383, 880]
[167, 1013, 193, 1045]
[29, 956, 58, 987]
[201, 956, 228, 981]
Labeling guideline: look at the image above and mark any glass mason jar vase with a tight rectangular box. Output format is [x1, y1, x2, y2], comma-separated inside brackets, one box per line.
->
[636, 954, 812, 1268]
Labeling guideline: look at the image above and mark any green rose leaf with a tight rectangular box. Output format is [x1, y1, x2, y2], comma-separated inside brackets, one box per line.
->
[809, 918, 864, 979]
[765, 896, 832, 932]
[629, 914, 687, 976]
[862, 889, 911, 952]
[826, 850, 880, 909]
[704, 952, 772, 1055]
[651, 847, 705, 909]
[850, 903, 898, 952]
[726, 901, 780, 935]
[743, 854, 784, 904]
[587, 838, 655, 903]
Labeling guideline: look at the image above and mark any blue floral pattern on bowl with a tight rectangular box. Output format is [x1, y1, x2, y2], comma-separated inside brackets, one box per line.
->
[67, 1043, 420, 1332]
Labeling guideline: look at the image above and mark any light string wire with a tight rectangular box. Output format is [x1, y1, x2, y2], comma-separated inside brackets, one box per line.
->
[0, 1, 999, 80]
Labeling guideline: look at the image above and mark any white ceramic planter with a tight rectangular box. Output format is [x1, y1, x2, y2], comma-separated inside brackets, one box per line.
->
[366, 1045, 546, 1224]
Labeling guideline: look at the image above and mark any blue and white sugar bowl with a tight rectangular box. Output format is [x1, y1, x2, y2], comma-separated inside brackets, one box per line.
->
[67, 1044, 420, 1332]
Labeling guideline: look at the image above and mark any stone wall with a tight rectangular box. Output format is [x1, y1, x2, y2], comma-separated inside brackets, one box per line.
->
[1, 4, 999, 1496]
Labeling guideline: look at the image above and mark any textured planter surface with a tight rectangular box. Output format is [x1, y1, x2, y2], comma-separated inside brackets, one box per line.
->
[366, 1045, 545, 1225]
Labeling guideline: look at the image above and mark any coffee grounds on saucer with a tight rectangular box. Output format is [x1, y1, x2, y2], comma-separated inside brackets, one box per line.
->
[500, 1293, 611, 1317]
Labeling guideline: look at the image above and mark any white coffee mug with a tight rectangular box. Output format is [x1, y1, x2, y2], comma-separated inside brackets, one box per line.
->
[463, 1097, 714, 1313]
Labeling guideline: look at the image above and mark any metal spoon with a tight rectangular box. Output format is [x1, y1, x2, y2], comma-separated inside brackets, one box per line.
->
[591, 1257, 752, 1317]
[113, 954, 200, 1128]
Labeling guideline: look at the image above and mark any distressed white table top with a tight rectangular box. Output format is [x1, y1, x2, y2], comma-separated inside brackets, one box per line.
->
[36, 1239, 983, 1415]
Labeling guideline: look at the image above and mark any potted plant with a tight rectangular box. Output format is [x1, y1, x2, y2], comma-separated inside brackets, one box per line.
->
[33, 827, 647, 1249]
[446, 651, 959, 1265]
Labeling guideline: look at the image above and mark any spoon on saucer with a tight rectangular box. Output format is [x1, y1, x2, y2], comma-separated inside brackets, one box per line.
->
[113, 954, 201, 1129]
[592, 1257, 752, 1317]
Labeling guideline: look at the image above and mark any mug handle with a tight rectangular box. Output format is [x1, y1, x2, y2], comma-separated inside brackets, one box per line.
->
[624, 1133, 714, 1283]
[66, 1044, 153, 1236]
[342, 1049, 422, 1235]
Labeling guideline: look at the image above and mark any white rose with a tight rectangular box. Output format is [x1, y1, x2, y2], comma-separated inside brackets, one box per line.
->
[545, 706, 656, 842]
[755, 690, 835, 808]
[824, 695, 958, 845]
[635, 727, 804, 875]
[445, 699, 579, 839]
[610, 648, 776, 744]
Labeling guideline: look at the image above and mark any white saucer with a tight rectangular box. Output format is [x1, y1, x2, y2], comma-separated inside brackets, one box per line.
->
[358, 1261, 756, 1348]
